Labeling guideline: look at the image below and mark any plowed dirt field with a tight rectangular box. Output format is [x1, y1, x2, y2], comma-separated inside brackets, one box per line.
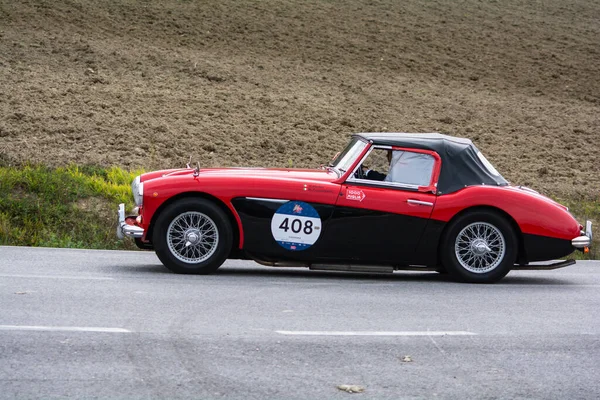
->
[1, 0, 598, 198]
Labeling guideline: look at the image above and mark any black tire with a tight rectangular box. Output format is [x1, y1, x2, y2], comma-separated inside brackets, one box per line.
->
[440, 210, 517, 283]
[152, 198, 232, 274]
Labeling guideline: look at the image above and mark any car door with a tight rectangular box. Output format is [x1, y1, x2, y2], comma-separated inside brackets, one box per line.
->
[321, 147, 440, 265]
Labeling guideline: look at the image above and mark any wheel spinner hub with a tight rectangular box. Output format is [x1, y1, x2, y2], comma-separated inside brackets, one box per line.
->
[185, 229, 201, 245]
[471, 239, 491, 256]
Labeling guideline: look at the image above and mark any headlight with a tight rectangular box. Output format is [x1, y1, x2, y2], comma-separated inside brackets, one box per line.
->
[131, 176, 144, 206]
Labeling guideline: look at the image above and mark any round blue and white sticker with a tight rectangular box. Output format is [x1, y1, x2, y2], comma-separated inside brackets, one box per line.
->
[271, 201, 322, 251]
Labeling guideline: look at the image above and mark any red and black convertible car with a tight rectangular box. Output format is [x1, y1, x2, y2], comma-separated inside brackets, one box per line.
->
[117, 133, 592, 283]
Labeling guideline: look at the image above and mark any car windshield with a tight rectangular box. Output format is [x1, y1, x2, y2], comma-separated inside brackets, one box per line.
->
[330, 138, 368, 172]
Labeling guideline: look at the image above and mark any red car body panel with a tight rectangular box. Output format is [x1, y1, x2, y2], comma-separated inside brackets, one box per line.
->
[129, 133, 586, 268]
[337, 184, 437, 220]
[430, 186, 580, 240]
[137, 167, 579, 248]
[139, 168, 343, 247]
[335, 146, 442, 219]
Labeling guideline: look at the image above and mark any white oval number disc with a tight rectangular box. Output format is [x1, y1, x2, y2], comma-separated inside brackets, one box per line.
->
[271, 201, 322, 251]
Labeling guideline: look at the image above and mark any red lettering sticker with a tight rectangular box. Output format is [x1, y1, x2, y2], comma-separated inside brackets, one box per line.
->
[346, 189, 366, 202]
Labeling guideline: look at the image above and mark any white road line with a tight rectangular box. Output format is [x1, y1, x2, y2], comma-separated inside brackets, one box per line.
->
[275, 330, 477, 336]
[0, 245, 148, 254]
[0, 274, 114, 281]
[496, 284, 600, 288]
[0, 325, 130, 333]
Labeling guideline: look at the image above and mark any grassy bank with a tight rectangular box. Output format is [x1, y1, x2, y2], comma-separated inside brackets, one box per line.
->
[555, 197, 599, 259]
[0, 165, 597, 258]
[0, 165, 142, 249]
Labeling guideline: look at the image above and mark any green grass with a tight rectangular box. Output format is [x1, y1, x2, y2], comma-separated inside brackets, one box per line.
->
[0, 164, 143, 249]
[0, 164, 597, 260]
[555, 197, 599, 260]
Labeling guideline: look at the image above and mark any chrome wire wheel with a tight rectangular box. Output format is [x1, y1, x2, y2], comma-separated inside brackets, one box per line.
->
[166, 211, 219, 264]
[454, 222, 506, 274]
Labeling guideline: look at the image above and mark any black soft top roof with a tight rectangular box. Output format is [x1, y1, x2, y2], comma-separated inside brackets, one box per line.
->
[353, 132, 508, 194]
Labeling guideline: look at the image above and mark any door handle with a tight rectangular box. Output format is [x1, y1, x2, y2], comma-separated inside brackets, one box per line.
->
[407, 199, 433, 207]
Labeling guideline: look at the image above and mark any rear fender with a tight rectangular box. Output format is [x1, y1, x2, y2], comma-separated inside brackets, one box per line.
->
[437, 205, 526, 265]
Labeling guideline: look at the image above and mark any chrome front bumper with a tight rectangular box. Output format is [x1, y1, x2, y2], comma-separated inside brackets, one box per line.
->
[116, 203, 144, 239]
[572, 220, 593, 249]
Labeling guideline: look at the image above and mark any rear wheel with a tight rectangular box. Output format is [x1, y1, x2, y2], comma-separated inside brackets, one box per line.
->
[441, 211, 517, 283]
[153, 198, 232, 274]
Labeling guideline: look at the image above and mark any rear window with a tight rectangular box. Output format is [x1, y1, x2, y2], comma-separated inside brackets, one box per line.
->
[477, 152, 500, 177]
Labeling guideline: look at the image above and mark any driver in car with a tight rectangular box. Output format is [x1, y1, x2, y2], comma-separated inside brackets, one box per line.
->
[358, 150, 392, 181]
[358, 150, 435, 186]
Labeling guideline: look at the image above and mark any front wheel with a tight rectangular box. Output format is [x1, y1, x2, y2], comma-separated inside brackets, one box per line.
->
[153, 198, 232, 274]
[441, 211, 517, 283]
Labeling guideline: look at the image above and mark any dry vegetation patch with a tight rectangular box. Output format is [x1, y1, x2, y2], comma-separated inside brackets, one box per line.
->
[0, 0, 598, 200]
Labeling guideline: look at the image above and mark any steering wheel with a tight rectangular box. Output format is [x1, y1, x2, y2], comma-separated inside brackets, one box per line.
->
[354, 165, 366, 179]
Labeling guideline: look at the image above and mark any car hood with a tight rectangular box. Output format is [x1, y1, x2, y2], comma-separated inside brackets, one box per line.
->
[140, 167, 340, 183]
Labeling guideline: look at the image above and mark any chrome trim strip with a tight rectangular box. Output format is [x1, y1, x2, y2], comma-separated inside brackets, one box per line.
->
[407, 199, 434, 207]
[517, 185, 539, 194]
[572, 236, 591, 248]
[346, 176, 420, 190]
[120, 223, 144, 239]
[586, 220, 593, 241]
[572, 220, 593, 249]
[131, 176, 143, 207]
[117, 203, 144, 239]
[245, 197, 289, 204]
[117, 204, 125, 240]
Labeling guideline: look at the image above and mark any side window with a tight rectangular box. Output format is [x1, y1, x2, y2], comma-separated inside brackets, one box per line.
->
[387, 151, 435, 186]
[352, 148, 435, 188]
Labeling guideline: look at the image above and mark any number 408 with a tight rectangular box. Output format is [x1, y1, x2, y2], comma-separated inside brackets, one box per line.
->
[278, 218, 313, 235]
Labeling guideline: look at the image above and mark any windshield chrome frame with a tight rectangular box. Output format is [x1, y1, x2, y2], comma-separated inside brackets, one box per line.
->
[330, 138, 369, 175]
[345, 145, 423, 191]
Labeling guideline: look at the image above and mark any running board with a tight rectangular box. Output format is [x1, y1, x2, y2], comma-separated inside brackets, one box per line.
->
[250, 258, 397, 274]
[309, 264, 438, 273]
[512, 259, 575, 270]
[309, 264, 394, 274]
[247, 253, 435, 273]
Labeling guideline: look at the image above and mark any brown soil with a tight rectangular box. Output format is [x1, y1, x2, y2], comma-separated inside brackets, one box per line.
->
[0, 0, 599, 199]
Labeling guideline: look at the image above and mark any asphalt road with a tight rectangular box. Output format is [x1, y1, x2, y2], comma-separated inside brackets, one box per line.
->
[1, 246, 599, 399]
